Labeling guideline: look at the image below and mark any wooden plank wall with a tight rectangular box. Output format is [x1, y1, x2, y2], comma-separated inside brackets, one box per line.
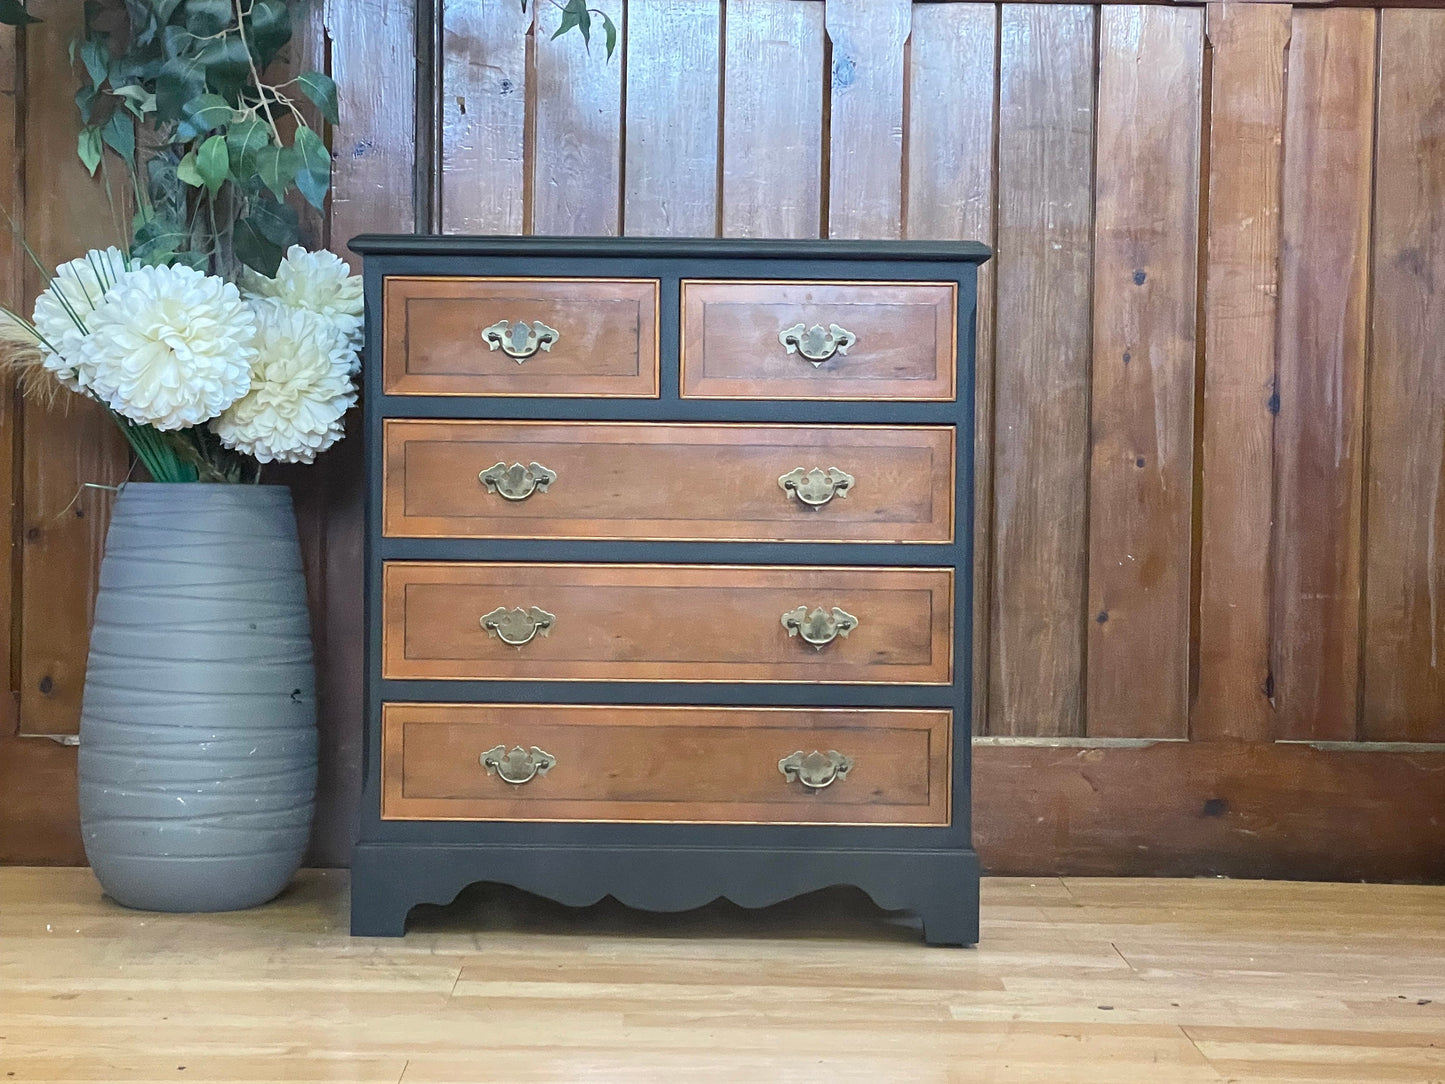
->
[5, 0, 1445, 875]
[416, 0, 1445, 746]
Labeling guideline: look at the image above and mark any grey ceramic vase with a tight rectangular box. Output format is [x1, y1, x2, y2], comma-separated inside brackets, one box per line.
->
[78, 482, 317, 912]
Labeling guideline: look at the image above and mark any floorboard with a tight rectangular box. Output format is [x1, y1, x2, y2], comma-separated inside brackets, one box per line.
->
[1, 869, 1442, 1082]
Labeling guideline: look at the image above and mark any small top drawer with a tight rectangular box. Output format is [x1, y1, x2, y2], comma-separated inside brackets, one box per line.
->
[681, 280, 957, 400]
[383, 277, 659, 397]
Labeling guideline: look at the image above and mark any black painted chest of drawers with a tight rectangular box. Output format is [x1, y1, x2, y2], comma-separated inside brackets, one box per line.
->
[349, 236, 988, 945]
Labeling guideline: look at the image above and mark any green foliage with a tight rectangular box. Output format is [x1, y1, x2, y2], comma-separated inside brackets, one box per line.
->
[70, 0, 339, 276]
[523, 0, 619, 61]
[0, 0, 40, 27]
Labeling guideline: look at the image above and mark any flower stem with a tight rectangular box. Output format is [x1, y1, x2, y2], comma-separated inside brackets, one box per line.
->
[110, 413, 198, 483]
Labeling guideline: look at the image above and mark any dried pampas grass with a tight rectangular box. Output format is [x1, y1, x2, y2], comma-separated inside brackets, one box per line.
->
[0, 314, 70, 410]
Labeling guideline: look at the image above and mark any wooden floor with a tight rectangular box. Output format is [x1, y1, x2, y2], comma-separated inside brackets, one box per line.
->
[1, 870, 1442, 1082]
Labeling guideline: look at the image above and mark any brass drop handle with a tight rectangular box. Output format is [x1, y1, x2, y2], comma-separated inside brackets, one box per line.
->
[779, 750, 854, 790]
[779, 467, 855, 507]
[482, 319, 560, 362]
[480, 461, 557, 501]
[482, 744, 556, 785]
[781, 605, 858, 649]
[778, 322, 857, 366]
[480, 606, 555, 646]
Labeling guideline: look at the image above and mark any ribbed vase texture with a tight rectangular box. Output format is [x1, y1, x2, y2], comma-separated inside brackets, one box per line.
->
[79, 483, 317, 912]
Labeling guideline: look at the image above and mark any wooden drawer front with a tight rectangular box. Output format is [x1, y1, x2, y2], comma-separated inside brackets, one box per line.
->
[681, 280, 957, 400]
[382, 277, 659, 397]
[383, 420, 955, 543]
[383, 563, 953, 684]
[382, 703, 951, 825]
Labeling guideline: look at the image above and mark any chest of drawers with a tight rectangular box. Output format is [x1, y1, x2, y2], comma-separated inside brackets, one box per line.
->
[349, 236, 988, 945]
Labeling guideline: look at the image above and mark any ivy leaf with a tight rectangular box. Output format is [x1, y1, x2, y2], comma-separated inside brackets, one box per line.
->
[195, 134, 230, 196]
[123, 0, 158, 45]
[293, 125, 331, 210]
[146, 150, 187, 222]
[160, 23, 194, 61]
[552, 0, 589, 42]
[80, 37, 111, 88]
[252, 143, 297, 200]
[185, 0, 232, 37]
[132, 212, 188, 266]
[233, 215, 285, 276]
[0, 0, 41, 26]
[100, 110, 136, 163]
[153, 0, 184, 26]
[245, 0, 291, 68]
[196, 34, 250, 95]
[75, 83, 99, 124]
[111, 50, 163, 87]
[601, 12, 618, 59]
[177, 92, 234, 139]
[226, 117, 272, 173]
[77, 126, 103, 176]
[173, 249, 210, 272]
[155, 62, 205, 123]
[295, 71, 339, 126]
[175, 148, 204, 188]
[112, 84, 157, 119]
[247, 196, 298, 248]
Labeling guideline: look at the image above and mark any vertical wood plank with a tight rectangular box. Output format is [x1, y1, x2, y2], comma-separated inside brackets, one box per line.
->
[283, 0, 329, 249]
[439, 0, 531, 234]
[0, 24, 17, 738]
[825, 0, 910, 240]
[19, 0, 129, 738]
[1194, 3, 1290, 742]
[318, 0, 418, 865]
[720, 0, 823, 239]
[326, 0, 417, 262]
[1085, 7, 1203, 739]
[905, 2, 997, 736]
[1271, 8, 1375, 742]
[991, 4, 1095, 737]
[532, 0, 623, 235]
[624, 0, 720, 237]
[280, 0, 329, 629]
[1361, 10, 1445, 743]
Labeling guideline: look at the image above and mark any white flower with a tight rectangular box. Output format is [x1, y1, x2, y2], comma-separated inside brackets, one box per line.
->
[210, 301, 356, 464]
[244, 245, 363, 365]
[31, 246, 132, 392]
[80, 264, 257, 430]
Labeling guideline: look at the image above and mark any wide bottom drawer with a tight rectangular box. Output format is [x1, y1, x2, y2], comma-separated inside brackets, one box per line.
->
[381, 703, 951, 825]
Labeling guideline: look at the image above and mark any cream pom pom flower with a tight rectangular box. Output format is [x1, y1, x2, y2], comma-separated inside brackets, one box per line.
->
[210, 301, 357, 464]
[32, 246, 132, 392]
[80, 264, 258, 430]
[244, 245, 364, 364]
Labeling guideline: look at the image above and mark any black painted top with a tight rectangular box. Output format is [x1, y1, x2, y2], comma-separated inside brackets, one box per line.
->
[348, 234, 993, 263]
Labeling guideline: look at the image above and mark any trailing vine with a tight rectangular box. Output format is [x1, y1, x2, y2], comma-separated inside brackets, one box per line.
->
[0, 0, 617, 277]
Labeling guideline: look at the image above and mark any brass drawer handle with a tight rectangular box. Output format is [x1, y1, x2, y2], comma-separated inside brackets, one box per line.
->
[778, 322, 857, 366]
[779, 749, 854, 790]
[480, 461, 557, 501]
[482, 319, 560, 362]
[781, 605, 858, 648]
[480, 606, 555, 646]
[482, 744, 556, 785]
[779, 466, 855, 507]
